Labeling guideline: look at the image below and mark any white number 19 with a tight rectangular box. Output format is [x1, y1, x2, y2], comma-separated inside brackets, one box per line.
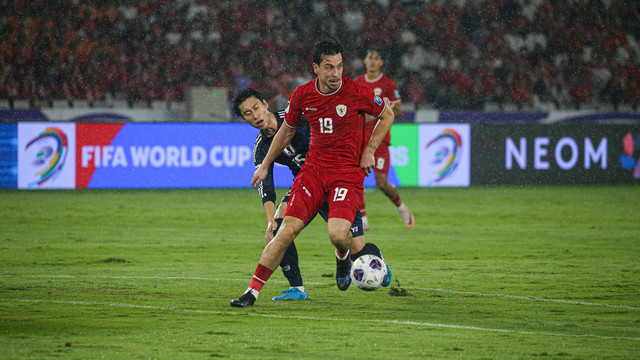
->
[319, 117, 333, 133]
[333, 187, 348, 202]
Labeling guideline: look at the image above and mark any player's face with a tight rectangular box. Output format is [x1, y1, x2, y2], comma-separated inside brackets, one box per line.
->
[364, 51, 383, 72]
[313, 53, 343, 93]
[238, 96, 270, 130]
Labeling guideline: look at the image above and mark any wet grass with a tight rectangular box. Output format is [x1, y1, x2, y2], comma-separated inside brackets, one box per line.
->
[0, 186, 639, 359]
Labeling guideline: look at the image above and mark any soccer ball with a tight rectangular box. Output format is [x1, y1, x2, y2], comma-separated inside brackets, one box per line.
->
[350, 254, 387, 291]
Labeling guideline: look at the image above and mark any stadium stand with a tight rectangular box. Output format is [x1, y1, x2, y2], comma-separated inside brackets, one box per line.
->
[0, 0, 639, 112]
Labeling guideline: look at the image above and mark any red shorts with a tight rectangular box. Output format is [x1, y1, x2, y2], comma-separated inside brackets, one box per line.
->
[285, 164, 364, 224]
[373, 143, 390, 175]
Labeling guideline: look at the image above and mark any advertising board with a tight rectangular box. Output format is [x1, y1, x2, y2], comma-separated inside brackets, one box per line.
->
[471, 124, 640, 184]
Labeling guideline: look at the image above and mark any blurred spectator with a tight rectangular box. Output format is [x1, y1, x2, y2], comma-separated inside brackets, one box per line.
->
[0, 0, 639, 112]
[404, 72, 426, 105]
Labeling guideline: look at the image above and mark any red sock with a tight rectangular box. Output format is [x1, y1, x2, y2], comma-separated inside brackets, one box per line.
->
[249, 263, 273, 292]
[335, 249, 350, 260]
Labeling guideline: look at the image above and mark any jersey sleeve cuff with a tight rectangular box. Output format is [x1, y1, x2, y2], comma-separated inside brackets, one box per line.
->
[374, 104, 388, 118]
[284, 119, 296, 128]
[261, 194, 277, 205]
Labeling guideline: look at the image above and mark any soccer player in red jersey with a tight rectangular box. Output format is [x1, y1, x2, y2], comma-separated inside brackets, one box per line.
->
[231, 38, 395, 307]
[232, 88, 392, 302]
[354, 48, 415, 230]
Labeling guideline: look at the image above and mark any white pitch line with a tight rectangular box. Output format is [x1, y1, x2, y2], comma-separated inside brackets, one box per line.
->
[2, 274, 639, 310]
[410, 287, 640, 311]
[3, 298, 639, 342]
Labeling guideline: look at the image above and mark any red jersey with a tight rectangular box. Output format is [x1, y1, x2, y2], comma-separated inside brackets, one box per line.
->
[285, 76, 386, 170]
[354, 73, 400, 146]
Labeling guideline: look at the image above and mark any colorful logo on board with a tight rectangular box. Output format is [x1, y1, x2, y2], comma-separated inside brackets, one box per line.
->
[425, 128, 463, 185]
[620, 132, 640, 179]
[24, 127, 69, 187]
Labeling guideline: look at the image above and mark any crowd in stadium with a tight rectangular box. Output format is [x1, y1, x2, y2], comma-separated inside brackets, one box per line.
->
[1, 0, 640, 112]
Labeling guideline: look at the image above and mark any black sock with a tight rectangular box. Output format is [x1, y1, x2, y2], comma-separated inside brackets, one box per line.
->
[273, 218, 284, 237]
[350, 242, 383, 261]
[280, 241, 303, 287]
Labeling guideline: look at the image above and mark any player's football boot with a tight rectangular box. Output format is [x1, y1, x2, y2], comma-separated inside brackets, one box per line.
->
[272, 288, 308, 301]
[230, 291, 256, 308]
[362, 215, 370, 231]
[335, 256, 352, 291]
[382, 263, 392, 287]
[397, 203, 415, 228]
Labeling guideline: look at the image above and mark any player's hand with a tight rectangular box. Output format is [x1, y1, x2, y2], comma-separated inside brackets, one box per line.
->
[360, 149, 375, 176]
[383, 97, 394, 109]
[265, 221, 277, 244]
[252, 165, 267, 189]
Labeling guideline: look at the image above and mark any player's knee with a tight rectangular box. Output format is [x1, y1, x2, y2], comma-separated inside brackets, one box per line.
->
[277, 219, 303, 241]
[327, 227, 349, 246]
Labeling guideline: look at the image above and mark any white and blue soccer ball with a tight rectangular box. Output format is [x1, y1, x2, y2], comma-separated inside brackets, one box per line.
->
[350, 254, 387, 291]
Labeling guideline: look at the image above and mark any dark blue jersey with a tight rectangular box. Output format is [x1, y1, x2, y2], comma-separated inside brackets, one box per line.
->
[253, 111, 309, 205]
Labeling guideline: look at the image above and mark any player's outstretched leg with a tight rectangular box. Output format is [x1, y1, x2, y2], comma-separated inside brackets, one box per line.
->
[360, 199, 370, 231]
[335, 249, 352, 291]
[230, 263, 273, 308]
[273, 248, 308, 300]
[231, 217, 304, 307]
[272, 223, 308, 301]
[375, 172, 415, 228]
[273, 239, 308, 300]
[397, 202, 415, 228]
[361, 215, 370, 231]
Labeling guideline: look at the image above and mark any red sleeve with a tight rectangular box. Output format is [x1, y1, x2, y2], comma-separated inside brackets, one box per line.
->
[359, 84, 386, 117]
[284, 86, 302, 128]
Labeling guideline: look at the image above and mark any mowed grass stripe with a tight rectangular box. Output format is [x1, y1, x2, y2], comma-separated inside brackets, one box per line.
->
[5, 298, 639, 342]
[3, 273, 638, 310]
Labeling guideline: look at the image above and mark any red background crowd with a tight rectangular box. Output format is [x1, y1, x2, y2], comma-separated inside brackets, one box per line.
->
[1, 0, 639, 112]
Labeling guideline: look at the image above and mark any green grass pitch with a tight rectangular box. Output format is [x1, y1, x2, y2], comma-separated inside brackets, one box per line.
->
[1, 185, 639, 359]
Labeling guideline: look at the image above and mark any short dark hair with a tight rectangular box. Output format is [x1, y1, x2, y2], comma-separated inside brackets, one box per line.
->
[313, 37, 344, 65]
[366, 48, 384, 59]
[232, 88, 265, 116]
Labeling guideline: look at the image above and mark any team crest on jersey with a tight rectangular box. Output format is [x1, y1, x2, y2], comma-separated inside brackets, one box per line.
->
[283, 144, 295, 156]
[374, 95, 383, 106]
[336, 104, 347, 117]
[374, 87, 382, 96]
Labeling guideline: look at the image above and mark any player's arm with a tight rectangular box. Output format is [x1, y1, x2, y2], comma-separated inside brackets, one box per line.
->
[262, 200, 277, 244]
[251, 125, 296, 188]
[390, 99, 403, 119]
[253, 138, 279, 242]
[257, 161, 278, 243]
[361, 104, 394, 174]
[364, 97, 402, 122]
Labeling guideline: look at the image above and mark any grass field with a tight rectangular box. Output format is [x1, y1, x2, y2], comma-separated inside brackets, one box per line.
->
[1, 185, 639, 359]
